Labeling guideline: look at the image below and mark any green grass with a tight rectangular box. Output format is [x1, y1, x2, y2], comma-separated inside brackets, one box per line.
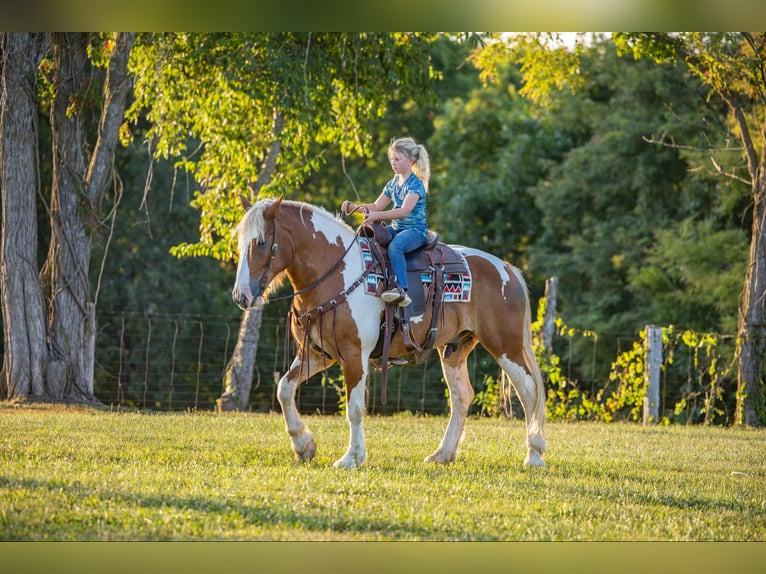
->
[1, 404, 764, 541]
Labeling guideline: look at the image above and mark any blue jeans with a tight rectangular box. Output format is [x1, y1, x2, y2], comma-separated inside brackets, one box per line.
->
[387, 227, 426, 291]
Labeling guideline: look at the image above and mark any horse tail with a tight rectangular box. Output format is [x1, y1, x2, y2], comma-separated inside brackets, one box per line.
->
[509, 265, 546, 439]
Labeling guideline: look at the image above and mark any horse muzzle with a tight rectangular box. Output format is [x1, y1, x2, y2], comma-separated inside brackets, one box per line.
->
[232, 288, 250, 311]
[233, 280, 260, 310]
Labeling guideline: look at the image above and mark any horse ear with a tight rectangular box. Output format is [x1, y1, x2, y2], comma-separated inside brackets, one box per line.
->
[239, 194, 252, 211]
[264, 195, 283, 220]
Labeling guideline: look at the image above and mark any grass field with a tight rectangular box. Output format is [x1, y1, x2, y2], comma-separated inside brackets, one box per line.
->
[1, 404, 764, 541]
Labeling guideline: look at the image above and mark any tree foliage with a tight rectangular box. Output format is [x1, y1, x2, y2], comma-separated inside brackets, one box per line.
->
[531, 45, 747, 336]
[126, 32, 439, 261]
[610, 32, 766, 425]
[428, 61, 566, 271]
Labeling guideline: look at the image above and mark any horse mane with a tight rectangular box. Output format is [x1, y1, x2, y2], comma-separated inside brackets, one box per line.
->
[235, 198, 354, 252]
[235, 198, 272, 251]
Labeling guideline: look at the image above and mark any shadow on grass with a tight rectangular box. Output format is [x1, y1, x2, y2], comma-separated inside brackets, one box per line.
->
[0, 474, 496, 541]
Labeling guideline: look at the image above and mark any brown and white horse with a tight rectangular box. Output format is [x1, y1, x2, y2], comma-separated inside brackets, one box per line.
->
[232, 196, 546, 468]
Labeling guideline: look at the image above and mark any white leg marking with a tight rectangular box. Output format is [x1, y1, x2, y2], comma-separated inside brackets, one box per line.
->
[277, 358, 316, 462]
[426, 360, 474, 464]
[498, 356, 546, 467]
[334, 380, 368, 469]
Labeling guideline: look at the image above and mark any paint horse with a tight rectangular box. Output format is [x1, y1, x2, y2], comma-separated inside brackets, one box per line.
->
[232, 196, 546, 468]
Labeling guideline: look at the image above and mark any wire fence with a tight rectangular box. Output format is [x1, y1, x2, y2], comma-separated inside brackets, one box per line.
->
[1, 305, 741, 423]
[92, 306, 459, 415]
[94, 311, 241, 412]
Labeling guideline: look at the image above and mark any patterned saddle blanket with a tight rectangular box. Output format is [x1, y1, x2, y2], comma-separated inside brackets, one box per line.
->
[358, 232, 472, 316]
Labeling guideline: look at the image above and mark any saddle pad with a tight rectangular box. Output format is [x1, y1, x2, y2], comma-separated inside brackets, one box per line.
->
[358, 237, 472, 307]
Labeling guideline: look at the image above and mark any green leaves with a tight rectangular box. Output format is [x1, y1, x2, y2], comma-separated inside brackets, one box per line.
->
[128, 33, 438, 261]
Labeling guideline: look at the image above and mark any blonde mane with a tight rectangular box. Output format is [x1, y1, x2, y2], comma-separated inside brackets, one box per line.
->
[234, 198, 272, 252]
[235, 198, 354, 253]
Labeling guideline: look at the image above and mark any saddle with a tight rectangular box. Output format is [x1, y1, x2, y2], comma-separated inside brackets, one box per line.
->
[360, 222, 468, 404]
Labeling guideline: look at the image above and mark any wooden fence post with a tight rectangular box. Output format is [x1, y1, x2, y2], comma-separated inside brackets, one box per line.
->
[542, 277, 558, 357]
[643, 325, 662, 425]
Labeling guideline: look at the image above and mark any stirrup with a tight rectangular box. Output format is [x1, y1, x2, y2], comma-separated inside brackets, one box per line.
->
[382, 288, 411, 307]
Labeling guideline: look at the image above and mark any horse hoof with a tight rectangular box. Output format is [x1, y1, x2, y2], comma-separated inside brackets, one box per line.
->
[295, 439, 317, 462]
[523, 451, 546, 468]
[333, 451, 366, 469]
[424, 452, 455, 464]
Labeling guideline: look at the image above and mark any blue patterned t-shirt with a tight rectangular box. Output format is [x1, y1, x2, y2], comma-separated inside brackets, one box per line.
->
[383, 172, 427, 238]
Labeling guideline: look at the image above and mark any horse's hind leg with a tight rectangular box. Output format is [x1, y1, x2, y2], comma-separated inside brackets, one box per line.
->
[277, 348, 332, 462]
[498, 356, 546, 467]
[426, 342, 476, 464]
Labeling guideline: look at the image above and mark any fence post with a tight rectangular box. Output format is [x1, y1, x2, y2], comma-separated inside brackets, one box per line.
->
[643, 325, 662, 425]
[542, 277, 558, 357]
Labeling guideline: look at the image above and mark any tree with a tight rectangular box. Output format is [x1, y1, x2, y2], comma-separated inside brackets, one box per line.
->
[471, 32, 763, 425]
[427, 60, 564, 275]
[1, 33, 49, 399]
[1, 32, 135, 402]
[612, 33, 765, 426]
[127, 33, 439, 410]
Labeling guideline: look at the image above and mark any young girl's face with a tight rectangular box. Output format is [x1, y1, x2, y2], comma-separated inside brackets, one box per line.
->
[389, 150, 413, 177]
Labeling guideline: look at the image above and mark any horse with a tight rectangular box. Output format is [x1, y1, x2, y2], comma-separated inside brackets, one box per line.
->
[232, 196, 546, 469]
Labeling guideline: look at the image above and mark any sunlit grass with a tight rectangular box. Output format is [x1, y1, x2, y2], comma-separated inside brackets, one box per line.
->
[1, 405, 764, 540]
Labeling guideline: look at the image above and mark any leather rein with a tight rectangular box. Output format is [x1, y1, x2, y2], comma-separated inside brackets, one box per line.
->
[261, 217, 365, 305]
[251, 213, 382, 382]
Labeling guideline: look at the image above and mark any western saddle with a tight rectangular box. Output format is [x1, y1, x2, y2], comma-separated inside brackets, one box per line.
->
[359, 222, 468, 403]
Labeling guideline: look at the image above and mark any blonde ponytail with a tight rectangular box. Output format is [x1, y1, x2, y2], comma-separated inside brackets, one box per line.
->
[389, 137, 431, 192]
[413, 144, 430, 192]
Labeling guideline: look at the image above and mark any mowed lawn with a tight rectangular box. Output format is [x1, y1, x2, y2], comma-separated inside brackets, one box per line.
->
[1, 404, 764, 541]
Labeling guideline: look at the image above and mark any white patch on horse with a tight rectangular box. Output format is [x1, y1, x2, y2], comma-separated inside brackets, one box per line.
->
[308, 206, 352, 247]
[452, 246, 512, 301]
[338, 229, 385, 356]
[234, 252, 251, 301]
[498, 355, 535, 399]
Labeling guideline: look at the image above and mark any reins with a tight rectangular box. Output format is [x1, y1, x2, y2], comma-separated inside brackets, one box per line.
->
[250, 211, 379, 387]
[265, 218, 363, 304]
[250, 206, 412, 407]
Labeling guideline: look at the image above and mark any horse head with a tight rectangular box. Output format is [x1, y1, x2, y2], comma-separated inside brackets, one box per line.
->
[232, 195, 284, 310]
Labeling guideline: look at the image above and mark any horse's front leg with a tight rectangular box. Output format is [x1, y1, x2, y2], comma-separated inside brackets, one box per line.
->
[333, 358, 370, 469]
[277, 348, 332, 462]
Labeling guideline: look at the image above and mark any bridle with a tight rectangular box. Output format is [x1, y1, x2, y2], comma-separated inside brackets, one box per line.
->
[251, 218, 280, 300]
[246, 205, 396, 404]
[247, 214, 365, 305]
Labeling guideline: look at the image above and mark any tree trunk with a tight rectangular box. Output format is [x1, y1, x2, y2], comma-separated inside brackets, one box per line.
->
[38, 33, 135, 402]
[541, 276, 558, 357]
[218, 110, 283, 412]
[2, 32, 134, 403]
[217, 300, 265, 412]
[731, 101, 766, 427]
[735, 176, 766, 426]
[0, 33, 50, 400]
[40, 33, 92, 399]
